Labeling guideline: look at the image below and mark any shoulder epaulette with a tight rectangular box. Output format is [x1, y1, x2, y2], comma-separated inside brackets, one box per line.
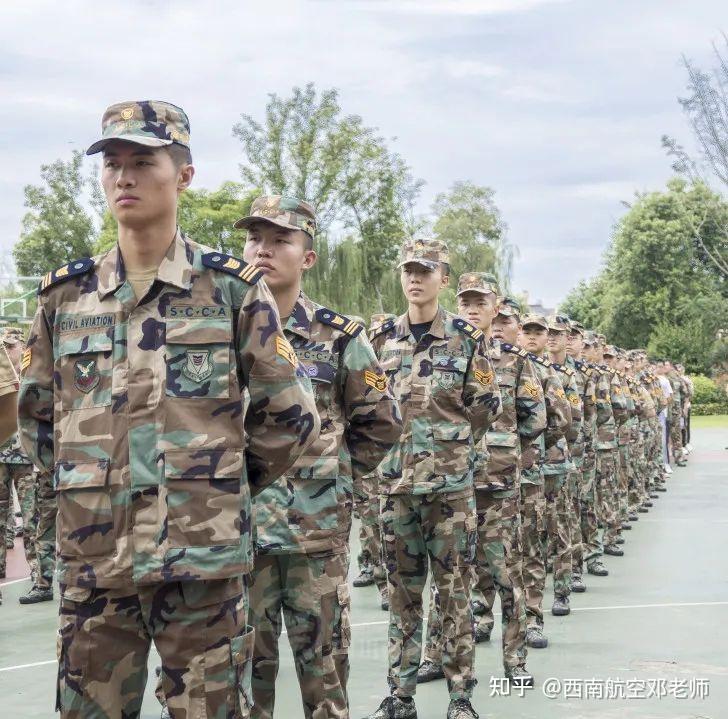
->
[574, 360, 589, 374]
[369, 319, 396, 340]
[501, 342, 529, 357]
[38, 258, 94, 294]
[452, 317, 484, 341]
[527, 352, 552, 367]
[552, 362, 575, 377]
[202, 252, 262, 285]
[315, 308, 363, 337]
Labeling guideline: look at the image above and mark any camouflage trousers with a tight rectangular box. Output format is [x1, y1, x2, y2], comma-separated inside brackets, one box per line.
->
[35, 470, 57, 589]
[567, 467, 584, 572]
[248, 551, 350, 719]
[616, 444, 630, 523]
[381, 491, 476, 700]
[572, 454, 603, 574]
[596, 450, 618, 547]
[669, 410, 683, 462]
[0, 464, 36, 574]
[58, 578, 252, 718]
[425, 490, 526, 671]
[649, 418, 666, 486]
[543, 473, 571, 600]
[519, 482, 545, 627]
[354, 475, 386, 588]
[628, 433, 646, 511]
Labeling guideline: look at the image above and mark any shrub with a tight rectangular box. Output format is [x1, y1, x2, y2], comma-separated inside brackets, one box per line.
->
[691, 402, 728, 416]
[689, 375, 725, 405]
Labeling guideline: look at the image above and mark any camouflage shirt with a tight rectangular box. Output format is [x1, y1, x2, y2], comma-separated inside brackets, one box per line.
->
[525, 354, 572, 478]
[18, 232, 320, 589]
[0, 433, 32, 465]
[567, 357, 597, 462]
[589, 365, 617, 451]
[370, 307, 501, 496]
[252, 293, 401, 555]
[475, 340, 546, 493]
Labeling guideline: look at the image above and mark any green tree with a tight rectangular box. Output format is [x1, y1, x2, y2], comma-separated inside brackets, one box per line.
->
[14, 151, 99, 276]
[95, 182, 258, 255]
[431, 181, 512, 291]
[233, 83, 423, 290]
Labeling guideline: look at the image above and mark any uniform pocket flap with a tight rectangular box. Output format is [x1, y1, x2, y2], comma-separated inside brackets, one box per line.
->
[55, 459, 109, 490]
[433, 355, 468, 373]
[166, 319, 232, 345]
[432, 423, 472, 441]
[58, 332, 113, 357]
[231, 626, 256, 665]
[485, 431, 519, 448]
[164, 448, 243, 480]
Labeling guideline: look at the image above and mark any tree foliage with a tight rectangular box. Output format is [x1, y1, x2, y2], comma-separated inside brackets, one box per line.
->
[13, 151, 99, 276]
[561, 178, 728, 373]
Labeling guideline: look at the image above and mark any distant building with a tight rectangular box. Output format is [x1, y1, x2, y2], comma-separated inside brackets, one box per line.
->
[521, 290, 554, 318]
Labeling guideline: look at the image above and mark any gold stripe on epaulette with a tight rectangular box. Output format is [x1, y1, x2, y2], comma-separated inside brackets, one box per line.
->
[344, 320, 359, 335]
[239, 264, 258, 282]
[20, 349, 31, 371]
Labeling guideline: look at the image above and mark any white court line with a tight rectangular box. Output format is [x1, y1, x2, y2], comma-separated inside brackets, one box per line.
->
[0, 576, 31, 587]
[1, 600, 726, 675]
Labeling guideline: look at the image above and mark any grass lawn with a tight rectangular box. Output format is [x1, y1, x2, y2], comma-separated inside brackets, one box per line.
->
[691, 414, 728, 428]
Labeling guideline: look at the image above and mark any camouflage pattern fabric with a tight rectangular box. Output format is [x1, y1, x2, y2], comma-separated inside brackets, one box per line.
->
[253, 293, 400, 556]
[248, 552, 350, 719]
[370, 307, 501, 496]
[234, 195, 317, 240]
[18, 232, 320, 590]
[0, 344, 17, 604]
[57, 578, 252, 718]
[381, 491, 476, 700]
[34, 470, 57, 589]
[16, 469, 39, 573]
[249, 293, 400, 716]
[521, 483, 546, 627]
[543, 475, 572, 600]
[353, 471, 386, 585]
[0, 464, 37, 575]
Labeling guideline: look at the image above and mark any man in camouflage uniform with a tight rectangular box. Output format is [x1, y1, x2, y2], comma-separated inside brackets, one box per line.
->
[364, 239, 501, 719]
[518, 314, 571, 648]
[0, 338, 20, 606]
[18, 101, 320, 719]
[238, 196, 402, 719]
[542, 315, 581, 615]
[564, 321, 597, 593]
[666, 362, 687, 467]
[419, 280, 545, 688]
[353, 311, 397, 611]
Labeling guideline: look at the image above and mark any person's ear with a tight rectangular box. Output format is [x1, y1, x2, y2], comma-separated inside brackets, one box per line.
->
[302, 249, 318, 270]
[178, 164, 195, 193]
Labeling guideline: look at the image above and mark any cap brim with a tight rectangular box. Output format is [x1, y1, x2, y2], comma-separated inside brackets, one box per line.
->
[233, 215, 302, 232]
[398, 259, 439, 271]
[456, 287, 495, 298]
[522, 321, 547, 329]
[86, 135, 174, 156]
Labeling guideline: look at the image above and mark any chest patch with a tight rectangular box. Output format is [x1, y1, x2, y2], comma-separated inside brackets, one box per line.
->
[74, 358, 100, 393]
[183, 349, 213, 382]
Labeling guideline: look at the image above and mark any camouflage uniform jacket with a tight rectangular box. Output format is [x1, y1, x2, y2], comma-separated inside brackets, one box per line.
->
[608, 370, 635, 445]
[252, 293, 401, 556]
[522, 353, 571, 483]
[474, 340, 546, 494]
[369, 307, 501, 496]
[18, 232, 320, 589]
[667, 372, 683, 416]
[0, 433, 32, 465]
[567, 357, 597, 462]
[636, 372, 659, 418]
[589, 364, 618, 451]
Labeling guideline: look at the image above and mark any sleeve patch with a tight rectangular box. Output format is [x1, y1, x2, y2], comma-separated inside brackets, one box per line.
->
[364, 370, 388, 391]
[20, 349, 31, 371]
[523, 380, 541, 400]
[275, 337, 297, 366]
[315, 308, 363, 337]
[202, 252, 262, 285]
[38, 258, 94, 294]
[474, 369, 495, 386]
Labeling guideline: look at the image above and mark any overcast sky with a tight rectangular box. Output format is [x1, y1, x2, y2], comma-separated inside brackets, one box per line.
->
[0, 0, 724, 306]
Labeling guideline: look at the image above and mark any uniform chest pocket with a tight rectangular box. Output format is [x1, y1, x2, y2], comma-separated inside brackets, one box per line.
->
[431, 355, 467, 394]
[165, 319, 232, 399]
[57, 333, 114, 411]
[300, 360, 337, 412]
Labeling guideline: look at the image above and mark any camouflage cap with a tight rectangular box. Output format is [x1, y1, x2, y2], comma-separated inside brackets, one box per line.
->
[603, 344, 617, 357]
[398, 238, 449, 271]
[569, 320, 585, 336]
[521, 313, 548, 330]
[456, 272, 500, 297]
[596, 333, 607, 344]
[583, 330, 598, 346]
[547, 313, 571, 332]
[496, 296, 522, 319]
[86, 101, 190, 155]
[370, 312, 396, 327]
[234, 195, 317, 239]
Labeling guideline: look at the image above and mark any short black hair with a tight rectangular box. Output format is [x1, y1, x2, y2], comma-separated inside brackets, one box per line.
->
[167, 143, 192, 167]
[441, 262, 450, 277]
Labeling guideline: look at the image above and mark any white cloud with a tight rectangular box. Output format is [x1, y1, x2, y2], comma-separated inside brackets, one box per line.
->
[356, 0, 575, 16]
